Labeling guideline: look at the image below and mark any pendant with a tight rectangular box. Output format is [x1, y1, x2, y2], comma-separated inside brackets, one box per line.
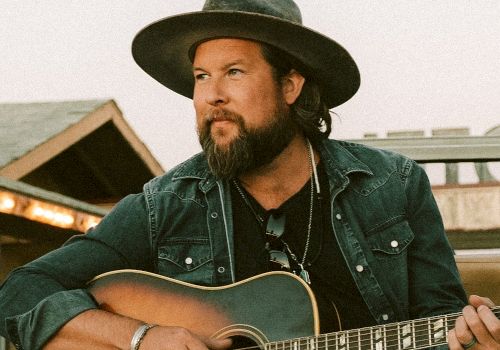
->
[299, 264, 311, 284]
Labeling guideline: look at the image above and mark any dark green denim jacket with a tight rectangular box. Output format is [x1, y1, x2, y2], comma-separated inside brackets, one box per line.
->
[0, 139, 467, 349]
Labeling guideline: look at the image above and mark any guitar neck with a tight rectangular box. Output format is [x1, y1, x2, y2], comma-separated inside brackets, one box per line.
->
[267, 306, 500, 350]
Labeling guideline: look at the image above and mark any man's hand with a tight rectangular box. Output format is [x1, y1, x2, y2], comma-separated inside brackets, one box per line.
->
[448, 295, 500, 350]
[43, 309, 233, 350]
[140, 326, 232, 350]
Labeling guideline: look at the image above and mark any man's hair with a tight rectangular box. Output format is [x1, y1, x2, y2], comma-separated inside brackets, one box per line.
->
[260, 43, 332, 143]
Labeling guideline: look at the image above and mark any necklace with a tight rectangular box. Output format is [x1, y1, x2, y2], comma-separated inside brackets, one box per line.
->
[232, 139, 320, 284]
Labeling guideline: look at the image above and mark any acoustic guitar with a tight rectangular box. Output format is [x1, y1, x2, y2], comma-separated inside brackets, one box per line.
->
[88, 270, 500, 350]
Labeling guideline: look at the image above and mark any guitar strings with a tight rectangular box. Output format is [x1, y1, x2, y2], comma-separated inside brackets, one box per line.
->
[231, 307, 500, 350]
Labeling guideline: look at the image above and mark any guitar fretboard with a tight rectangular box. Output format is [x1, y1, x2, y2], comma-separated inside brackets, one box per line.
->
[265, 306, 500, 350]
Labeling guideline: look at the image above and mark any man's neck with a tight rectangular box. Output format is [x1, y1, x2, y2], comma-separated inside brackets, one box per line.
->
[237, 134, 318, 210]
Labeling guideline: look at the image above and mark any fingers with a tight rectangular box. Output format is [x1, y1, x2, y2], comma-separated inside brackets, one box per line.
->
[141, 326, 232, 350]
[476, 305, 500, 343]
[449, 300, 500, 350]
[448, 328, 472, 350]
[469, 295, 495, 309]
[453, 313, 477, 347]
[200, 335, 232, 350]
[468, 298, 500, 345]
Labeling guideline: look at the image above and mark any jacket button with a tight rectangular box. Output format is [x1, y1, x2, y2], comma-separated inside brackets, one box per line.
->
[185, 257, 193, 265]
[382, 314, 389, 321]
[391, 240, 399, 248]
[211, 212, 218, 219]
[356, 265, 364, 272]
[217, 266, 225, 273]
[335, 213, 342, 220]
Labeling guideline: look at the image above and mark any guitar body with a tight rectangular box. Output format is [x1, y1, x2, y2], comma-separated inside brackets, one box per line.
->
[88, 270, 319, 345]
[89, 270, 500, 349]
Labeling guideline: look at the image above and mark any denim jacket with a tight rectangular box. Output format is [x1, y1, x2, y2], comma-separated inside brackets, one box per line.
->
[0, 139, 467, 349]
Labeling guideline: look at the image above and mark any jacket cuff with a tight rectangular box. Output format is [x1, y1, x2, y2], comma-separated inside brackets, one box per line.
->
[6, 289, 97, 350]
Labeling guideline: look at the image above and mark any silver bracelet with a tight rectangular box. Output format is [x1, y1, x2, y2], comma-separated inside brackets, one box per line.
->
[130, 323, 157, 350]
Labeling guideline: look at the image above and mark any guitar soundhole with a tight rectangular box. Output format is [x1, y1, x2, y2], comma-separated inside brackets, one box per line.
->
[230, 335, 260, 350]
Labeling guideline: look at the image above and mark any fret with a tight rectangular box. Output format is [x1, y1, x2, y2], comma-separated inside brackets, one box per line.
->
[300, 337, 308, 350]
[345, 329, 359, 350]
[397, 323, 401, 350]
[360, 326, 372, 350]
[326, 335, 335, 350]
[414, 318, 428, 349]
[411, 320, 417, 350]
[399, 321, 413, 349]
[370, 328, 373, 350]
[323, 333, 328, 350]
[444, 314, 449, 344]
[309, 337, 316, 350]
[432, 317, 446, 346]
[338, 331, 347, 350]
[383, 325, 387, 350]
[372, 326, 384, 350]
[357, 328, 361, 350]
[385, 322, 399, 350]
[427, 318, 432, 347]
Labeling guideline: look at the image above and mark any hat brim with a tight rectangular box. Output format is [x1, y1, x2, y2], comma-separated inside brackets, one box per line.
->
[132, 11, 360, 108]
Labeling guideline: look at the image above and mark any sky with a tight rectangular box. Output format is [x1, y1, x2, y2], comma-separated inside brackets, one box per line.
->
[1, 1, 499, 172]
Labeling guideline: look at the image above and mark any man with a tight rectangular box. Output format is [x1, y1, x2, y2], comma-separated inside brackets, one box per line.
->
[0, 1, 498, 349]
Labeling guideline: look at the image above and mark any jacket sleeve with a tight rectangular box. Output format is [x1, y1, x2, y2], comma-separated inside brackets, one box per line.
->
[404, 160, 467, 318]
[0, 193, 153, 349]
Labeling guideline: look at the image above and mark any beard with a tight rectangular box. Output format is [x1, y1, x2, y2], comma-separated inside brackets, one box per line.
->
[198, 102, 298, 180]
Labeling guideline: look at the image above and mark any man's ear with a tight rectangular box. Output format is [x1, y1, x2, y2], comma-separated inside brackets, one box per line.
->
[282, 69, 306, 105]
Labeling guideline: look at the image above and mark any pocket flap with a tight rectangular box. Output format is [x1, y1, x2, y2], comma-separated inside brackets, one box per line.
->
[158, 240, 212, 271]
[367, 220, 414, 255]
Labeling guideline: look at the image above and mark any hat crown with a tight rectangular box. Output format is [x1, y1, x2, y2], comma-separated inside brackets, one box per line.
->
[202, 0, 302, 24]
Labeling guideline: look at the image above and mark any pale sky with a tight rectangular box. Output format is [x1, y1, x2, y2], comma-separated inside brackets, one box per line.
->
[1, 1, 499, 171]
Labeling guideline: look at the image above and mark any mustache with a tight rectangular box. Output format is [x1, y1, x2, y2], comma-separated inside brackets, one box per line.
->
[204, 108, 242, 123]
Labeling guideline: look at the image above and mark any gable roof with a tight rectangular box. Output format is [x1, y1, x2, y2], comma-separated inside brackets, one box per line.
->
[0, 100, 105, 169]
[0, 99, 164, 203]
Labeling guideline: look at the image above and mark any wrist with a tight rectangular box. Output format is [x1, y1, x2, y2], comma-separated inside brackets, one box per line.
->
[130, 323, 158, 350]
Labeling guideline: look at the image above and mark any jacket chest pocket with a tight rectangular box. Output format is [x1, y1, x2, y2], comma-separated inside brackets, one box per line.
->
[158, 239, 214, 285]
[365, 219, 414, 315]
[367, 219, 414, 256]
[366, 219, 414, 284]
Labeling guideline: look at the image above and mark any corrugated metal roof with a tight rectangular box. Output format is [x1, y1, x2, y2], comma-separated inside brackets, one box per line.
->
[0, 99, 108, 168]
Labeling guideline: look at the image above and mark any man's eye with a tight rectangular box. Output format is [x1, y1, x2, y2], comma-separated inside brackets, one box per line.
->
[195, 73, 208, 81]
[228, 69, 242, 76]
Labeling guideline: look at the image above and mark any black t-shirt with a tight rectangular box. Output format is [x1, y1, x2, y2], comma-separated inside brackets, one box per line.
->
[232, 163, 376, 332]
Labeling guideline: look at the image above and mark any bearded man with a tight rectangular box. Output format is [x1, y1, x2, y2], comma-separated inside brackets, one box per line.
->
[0, 1, 498, 350]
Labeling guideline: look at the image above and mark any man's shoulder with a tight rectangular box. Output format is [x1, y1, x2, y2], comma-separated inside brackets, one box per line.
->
[321, 138, 416, 174]
[143, 152, 212, 193]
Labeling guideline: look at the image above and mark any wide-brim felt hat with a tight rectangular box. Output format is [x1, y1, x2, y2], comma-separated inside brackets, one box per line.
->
[132, 0, 360, 108]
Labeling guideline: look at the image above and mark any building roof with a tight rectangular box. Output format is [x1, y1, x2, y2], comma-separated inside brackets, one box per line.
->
[0, 100, 106, 168]
[0, 176, 108, 217]
[0, 99, 164, 203]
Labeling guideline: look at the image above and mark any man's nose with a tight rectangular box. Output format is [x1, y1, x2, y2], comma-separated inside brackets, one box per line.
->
[205, 77, 228, 106]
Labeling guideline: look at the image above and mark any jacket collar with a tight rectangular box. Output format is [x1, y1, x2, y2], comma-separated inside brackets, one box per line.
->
[316, 139, 373, 191]
[171, 152, 219, 193]
[171, 139, 374, 192]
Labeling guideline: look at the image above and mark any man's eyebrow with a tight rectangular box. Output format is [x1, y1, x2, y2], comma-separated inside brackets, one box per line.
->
[192, 59, 246, 72]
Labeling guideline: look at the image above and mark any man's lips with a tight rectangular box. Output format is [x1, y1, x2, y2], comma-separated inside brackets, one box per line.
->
[212, 118, 233, 124]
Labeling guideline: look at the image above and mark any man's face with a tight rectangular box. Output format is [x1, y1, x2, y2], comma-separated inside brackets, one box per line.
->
[192, 38, 298, 178]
